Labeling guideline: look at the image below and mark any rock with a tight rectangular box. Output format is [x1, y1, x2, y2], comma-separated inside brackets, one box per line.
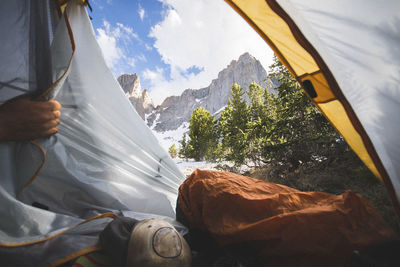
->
[142, 89, 155, 114]
[117, 52, 272, 134]
[148, 52, 271, 132]
[117, 74, 154, 119]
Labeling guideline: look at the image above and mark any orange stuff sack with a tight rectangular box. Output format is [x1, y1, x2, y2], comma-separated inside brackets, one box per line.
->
[177, 169, 398, 266]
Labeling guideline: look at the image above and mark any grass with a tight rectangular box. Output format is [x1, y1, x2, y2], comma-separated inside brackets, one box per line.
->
[243, 150, 400, 234]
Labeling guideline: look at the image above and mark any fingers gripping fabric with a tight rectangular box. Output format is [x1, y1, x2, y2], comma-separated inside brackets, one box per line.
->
[0, 0, 185, 265]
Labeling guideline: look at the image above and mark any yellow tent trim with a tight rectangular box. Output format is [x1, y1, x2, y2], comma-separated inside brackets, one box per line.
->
[57, 0, 88, 13]
[299, 71, 335, 104]
[226, 0, 317, 77]
[319, 101, 380, 179]
[225, 0, 382, 181]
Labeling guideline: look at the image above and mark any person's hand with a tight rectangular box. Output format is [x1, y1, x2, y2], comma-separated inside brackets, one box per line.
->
[0, 97, 62, 141]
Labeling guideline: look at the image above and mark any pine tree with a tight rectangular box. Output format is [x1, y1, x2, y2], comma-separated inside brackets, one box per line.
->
[264, 56, 339, 168]
[246, 83, 277, 166]
[168, 144, 177, 158]
[219, 83, 249, 167]
[187, 107, 215, 161]
[178, 133, 187, 158]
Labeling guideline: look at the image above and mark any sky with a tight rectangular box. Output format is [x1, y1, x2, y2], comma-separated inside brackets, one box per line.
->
[90, 0, 274, 105]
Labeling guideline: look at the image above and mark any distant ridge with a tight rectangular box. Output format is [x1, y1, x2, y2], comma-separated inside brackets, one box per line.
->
[117, 52, 272, 149]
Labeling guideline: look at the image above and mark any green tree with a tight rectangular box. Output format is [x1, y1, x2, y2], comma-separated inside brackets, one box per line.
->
[264, 56, 339, 168]
[246, 83, 276, 166]
[168, 144, 177, 158]
[204, 118, 223, 162]
[219, 83, 249, 167]
[187, 107, 216, 161]
[178, 133, 188, 158]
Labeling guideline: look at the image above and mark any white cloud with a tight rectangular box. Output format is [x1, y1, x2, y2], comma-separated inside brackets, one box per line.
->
[95, 20, 139, 76]
[142, 66, 197, 104]
[116, 23, 140, 41]
[138, 4, 145, 21]
[127, 57, 136, 68]
[95, 21, 124, 70]
[145, 0, 274, 105]
[143, 67, 165, 83]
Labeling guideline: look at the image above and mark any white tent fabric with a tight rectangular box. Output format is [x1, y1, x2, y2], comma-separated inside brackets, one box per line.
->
[276, 0, 400, 203]
[0, 0, 56, 102]
[1, 0, 399, 265]
[0, 0, 185, 265]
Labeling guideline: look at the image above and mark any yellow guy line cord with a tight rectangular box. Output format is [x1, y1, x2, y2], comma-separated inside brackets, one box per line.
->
[0, 212, 117, 247]
[17, 5, 75, 197]
[16, 140, 46, 198]
[9, 4, 117, 264]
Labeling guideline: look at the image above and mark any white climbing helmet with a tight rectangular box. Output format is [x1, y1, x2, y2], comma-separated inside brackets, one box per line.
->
[126, 218, 191, 267]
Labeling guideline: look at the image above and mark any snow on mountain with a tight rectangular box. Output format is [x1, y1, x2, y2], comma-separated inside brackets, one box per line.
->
[152, 122, 189, 152]
[118, 52, 271, 150]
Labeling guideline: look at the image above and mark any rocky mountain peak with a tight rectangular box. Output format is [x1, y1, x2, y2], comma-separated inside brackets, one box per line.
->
[118, 73, 142, 98]
[226, 52, 254, 69]
[117, 73, 154, 119]
[146, 52, 270, 132]
[142, 89, 155, 114]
